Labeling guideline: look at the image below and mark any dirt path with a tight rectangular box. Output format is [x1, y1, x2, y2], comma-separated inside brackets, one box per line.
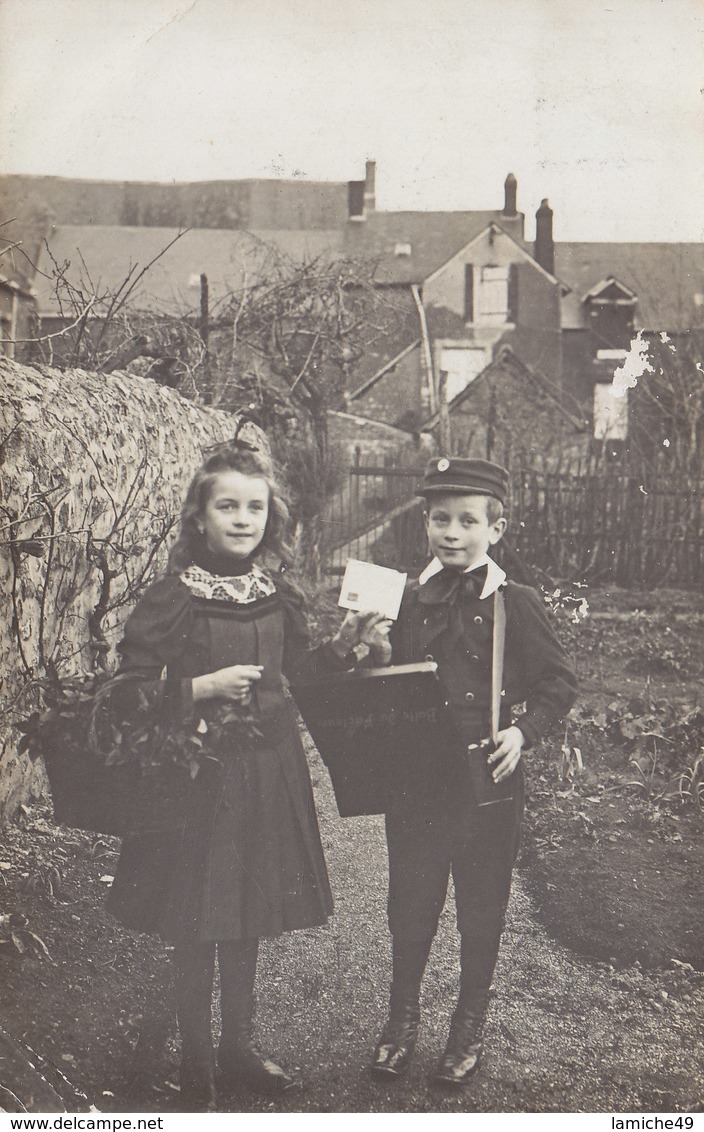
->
[3, 740, 702, 1114]
[244, 755, 704, 1115]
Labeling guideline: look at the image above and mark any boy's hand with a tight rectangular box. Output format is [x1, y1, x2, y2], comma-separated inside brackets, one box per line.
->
[331, 611, 392, 661]
[487, 726, 525, 782]
[361, 615, 393, 666]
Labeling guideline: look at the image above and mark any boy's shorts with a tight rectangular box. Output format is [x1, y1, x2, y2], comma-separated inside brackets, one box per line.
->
[384, 765, 524, 940]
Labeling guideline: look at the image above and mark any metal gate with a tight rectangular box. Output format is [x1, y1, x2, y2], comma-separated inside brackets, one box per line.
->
[322, 464, 427, 575]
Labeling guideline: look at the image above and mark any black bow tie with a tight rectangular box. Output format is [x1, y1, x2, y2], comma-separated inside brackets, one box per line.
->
[419, 563, 488, 606]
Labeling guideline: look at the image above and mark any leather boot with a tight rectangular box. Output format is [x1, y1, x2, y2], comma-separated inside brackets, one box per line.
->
[217, 940, 297, 1095]
[370, 936, 432, 1078]
[433, 987, 490, 1087]
[370, 998, 420, 1077]
[174, 943, 218, 1111]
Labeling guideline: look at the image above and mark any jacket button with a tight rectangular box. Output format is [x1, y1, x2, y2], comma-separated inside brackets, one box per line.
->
[465, 691, 474, 702]
[425, 654, 434, 663]
[473, 615, 483, 625]
[501, 689, 506, 697]
[471, 654, 480, 662]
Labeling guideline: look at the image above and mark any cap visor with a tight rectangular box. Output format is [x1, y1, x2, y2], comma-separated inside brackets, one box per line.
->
[417, 485, 502, 498]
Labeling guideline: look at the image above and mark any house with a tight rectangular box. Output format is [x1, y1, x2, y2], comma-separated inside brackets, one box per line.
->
[555, 242, 704, 444]
[13, 162, 704, 453]
[0, 203, 44, 359]
[342, 172, 704, 453]
[0, 276, 37, 362]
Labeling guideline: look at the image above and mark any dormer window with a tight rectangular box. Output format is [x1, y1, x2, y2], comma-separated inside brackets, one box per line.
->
[583, 277, 637, 351]
[583, 277, 637, 306]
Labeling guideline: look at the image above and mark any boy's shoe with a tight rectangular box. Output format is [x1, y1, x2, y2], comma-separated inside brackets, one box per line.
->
[432, 992, 489, 1087]
[370, 1003, 420, 1077]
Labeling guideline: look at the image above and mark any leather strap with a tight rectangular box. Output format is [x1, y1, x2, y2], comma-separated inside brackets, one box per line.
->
[490, 587, 506, 745]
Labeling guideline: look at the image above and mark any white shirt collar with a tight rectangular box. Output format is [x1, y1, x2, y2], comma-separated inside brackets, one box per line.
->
[418, 552, 506, 600]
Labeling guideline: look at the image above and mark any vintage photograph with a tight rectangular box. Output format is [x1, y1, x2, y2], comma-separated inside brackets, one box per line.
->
[0, 0, 703, 1119]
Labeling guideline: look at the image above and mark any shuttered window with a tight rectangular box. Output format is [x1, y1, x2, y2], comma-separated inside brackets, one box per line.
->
[477, 266, 509, 324]
[465, 264, 518, 324]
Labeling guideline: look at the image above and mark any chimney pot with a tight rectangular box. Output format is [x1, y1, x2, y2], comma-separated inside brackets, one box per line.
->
[503, 173, 517, 217]
[534, 198, 554, 275]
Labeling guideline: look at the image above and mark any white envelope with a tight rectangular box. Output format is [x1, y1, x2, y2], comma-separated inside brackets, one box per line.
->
[338, 559, 407, 621]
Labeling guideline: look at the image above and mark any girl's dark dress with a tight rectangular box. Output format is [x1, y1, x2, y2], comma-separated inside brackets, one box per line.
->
[107, 554, 336, 943]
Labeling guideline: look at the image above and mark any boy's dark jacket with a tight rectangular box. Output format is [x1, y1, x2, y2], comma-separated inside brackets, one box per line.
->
[388, 570, 577, 750]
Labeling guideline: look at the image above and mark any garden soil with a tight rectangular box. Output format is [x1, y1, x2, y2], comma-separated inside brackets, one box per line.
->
[1, 587, 703, 1114]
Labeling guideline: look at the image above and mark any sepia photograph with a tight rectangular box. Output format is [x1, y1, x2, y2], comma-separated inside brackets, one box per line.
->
[0, 0, 703, 1121]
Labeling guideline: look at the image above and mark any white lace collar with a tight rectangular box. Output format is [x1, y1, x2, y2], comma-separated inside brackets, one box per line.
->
[179, 562, 277, 604]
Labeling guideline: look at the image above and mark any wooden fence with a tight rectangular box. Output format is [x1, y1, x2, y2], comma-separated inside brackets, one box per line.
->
[322, 463, 704, 587]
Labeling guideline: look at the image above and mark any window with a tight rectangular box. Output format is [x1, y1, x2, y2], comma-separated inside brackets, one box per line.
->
[438, 346, 487, 402]
[477, 266, 509, 323]
[465, 265, 517, 325]
[596, 349, 628, 361]
[593, 383, 628, 440]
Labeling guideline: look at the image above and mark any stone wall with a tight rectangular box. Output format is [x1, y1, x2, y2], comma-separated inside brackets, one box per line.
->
[0, 359, 264, 822]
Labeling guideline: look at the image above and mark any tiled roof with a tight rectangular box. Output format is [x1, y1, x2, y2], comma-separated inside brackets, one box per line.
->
[345, 210, 527, 284]
[34, 226, 345, 315]
[555, 243, 704, 331]
[34, 222, 704, 338]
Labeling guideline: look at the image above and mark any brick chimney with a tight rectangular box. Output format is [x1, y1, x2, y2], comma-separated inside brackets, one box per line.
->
[364, 160, 376, 213]
[534, 199, 554, 275]
[503, 173, 517, 217]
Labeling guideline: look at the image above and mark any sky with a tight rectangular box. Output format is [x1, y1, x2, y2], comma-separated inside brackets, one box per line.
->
[1, 0, 703, 242]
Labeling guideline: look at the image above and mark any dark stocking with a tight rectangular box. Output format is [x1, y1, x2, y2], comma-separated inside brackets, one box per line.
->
[217, 939, 295, 1094]
[217, 938, 259, 1052]
[173, 941, 217, 1108]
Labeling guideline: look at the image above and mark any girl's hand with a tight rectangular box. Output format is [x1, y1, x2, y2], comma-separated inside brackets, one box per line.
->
[330, 611, 391, 659]
[487, 726, 525, 782]
[192, 665, 263, 704]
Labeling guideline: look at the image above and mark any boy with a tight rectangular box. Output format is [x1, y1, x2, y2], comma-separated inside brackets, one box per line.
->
[370, 457, 577, 1087]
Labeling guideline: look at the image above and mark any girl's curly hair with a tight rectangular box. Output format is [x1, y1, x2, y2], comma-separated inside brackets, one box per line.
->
[167, 444, 293, 574]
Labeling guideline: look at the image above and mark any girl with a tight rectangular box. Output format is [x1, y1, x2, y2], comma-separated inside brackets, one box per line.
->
[106, 442, 387, 1109]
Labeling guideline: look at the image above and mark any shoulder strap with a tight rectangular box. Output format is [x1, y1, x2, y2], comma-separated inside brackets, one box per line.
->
[491, 587, 506, 744]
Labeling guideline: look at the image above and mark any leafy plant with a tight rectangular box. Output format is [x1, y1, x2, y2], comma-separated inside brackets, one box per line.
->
[17, 668, 264, 842]
[19, 669, 264, 780]
[679, 749, 704, 811]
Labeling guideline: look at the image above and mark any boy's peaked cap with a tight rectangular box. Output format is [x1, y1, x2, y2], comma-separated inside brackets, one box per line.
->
[419, 457, 509, 503]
